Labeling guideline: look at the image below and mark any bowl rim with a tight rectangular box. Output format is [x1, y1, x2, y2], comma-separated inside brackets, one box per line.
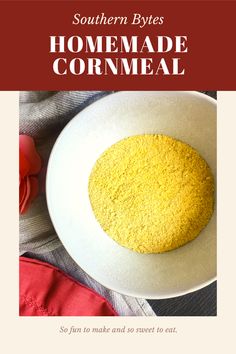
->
[46, 90, 217, 299]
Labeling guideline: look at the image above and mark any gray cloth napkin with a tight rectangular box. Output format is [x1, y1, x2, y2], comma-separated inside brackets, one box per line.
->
[19, 91, 156, 316]
[20, 91, 108, 254]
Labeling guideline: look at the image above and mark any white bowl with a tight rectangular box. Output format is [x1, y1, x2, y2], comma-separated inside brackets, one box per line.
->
[46, 91, 216, 299]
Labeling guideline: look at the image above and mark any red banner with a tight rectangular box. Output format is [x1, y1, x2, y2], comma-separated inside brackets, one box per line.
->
[0, 1, 235, 90]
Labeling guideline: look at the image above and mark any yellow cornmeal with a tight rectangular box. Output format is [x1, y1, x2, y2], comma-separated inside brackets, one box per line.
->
[88, 135, 214, 253]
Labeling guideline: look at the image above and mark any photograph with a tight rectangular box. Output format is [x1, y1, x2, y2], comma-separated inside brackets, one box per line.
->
[19, 90, 216, 317]
[1, 0, 236, 351]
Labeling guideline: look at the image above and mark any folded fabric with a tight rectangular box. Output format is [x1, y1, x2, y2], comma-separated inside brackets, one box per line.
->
[25, 246, 156, 316]
[20, 257, 118, 316]
[19, 91, 111, 255]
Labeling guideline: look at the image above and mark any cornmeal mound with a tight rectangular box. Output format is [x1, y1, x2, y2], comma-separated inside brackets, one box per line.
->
[88, 134, 214, 253]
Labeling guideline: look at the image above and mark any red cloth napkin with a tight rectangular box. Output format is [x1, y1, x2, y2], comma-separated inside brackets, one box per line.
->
[19, 257, 118, 316]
